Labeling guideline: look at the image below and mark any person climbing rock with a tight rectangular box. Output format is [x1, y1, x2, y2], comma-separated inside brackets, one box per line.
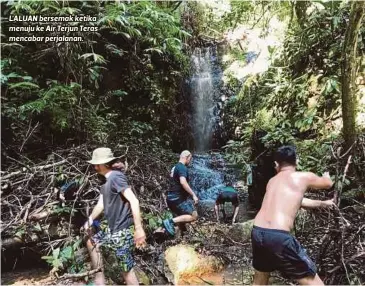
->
[82, 147, 146, 285]
[251, 145, 335, 285]
[162, 150, 199, 236]
[215, 186, 239, 224]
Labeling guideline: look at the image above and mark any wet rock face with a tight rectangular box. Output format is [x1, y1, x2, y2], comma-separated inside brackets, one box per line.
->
[229, 220, 254, 242]
[197, 199, 216, 218]
[164, 244, 223, 285]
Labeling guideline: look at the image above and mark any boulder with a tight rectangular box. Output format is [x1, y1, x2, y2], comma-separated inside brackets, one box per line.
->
[164, 244, 223, 285]
[229, 211, 309, 241]
[229, 219, 254, 242]
[197, 199, 216, 217]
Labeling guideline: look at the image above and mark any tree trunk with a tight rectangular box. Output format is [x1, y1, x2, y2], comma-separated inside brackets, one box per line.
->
[295, 1, 309, 28]
[341, 1, 365, 149]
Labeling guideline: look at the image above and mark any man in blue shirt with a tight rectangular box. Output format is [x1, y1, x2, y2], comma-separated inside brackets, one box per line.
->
[163, 150, 199, 236]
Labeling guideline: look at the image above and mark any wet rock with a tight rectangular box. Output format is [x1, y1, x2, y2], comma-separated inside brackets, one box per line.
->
[229, 219, 254, 242]
[197, 199, 216, 217]
[164, 244, 223, 285]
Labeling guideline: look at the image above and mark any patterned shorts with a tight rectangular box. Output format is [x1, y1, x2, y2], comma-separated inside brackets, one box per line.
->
[167, 198, 195, 216]
[92, 224, 135, 273]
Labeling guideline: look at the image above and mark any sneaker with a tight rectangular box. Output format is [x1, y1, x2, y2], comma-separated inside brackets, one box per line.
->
[162, 219, 175, 236]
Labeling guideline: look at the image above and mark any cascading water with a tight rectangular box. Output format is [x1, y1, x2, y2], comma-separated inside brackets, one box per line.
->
[187, 47, 239, 206]
[190, 46, 222, 152]
[189, 153, 226, 200]
[186, 46, 255, 222]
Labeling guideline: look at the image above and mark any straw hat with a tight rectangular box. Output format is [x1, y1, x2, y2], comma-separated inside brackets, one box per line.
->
[88, 147, 117, 165]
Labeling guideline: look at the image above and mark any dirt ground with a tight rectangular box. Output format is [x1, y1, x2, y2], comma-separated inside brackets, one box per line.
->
[0, 268, 86, 286]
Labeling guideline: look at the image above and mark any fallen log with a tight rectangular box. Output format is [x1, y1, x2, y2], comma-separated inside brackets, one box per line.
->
[58, 267, 101, 280]
[1, 159, 67, 181]
[1, 233, 68, 250]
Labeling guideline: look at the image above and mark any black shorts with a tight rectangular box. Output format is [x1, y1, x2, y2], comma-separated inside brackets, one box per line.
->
[251, 226, 317, 279]
[216, 191, 239, 206]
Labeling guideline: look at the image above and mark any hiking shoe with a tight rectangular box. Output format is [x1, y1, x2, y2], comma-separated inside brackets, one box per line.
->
[162, 219, 175, 236]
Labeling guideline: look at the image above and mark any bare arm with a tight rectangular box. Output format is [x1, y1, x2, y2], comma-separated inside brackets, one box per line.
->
[306, 172, 334, 190]
[232, 206, 239, 224]
[83, 195, 104, 229]
[122, 188, 143, 229]
[301, 198, 335, 209]
[214, 204, 220, 222]
[91, 195, 104, 219]
[122, 188, 146, 247]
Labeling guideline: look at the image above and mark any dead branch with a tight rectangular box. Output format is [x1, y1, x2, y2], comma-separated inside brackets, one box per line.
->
[334, 155, 352, 205]
[328, 252, 365, 273]
[1, 159, 67, 181]
[58, 267, 102, 280]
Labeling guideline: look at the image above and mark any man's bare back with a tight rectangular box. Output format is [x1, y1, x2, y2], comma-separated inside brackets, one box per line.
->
[254, 168, 333, 231]
[251, 146, 334, 285]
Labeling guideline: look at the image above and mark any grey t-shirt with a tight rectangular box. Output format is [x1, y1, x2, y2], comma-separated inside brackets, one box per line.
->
[101, 170, 133, 233]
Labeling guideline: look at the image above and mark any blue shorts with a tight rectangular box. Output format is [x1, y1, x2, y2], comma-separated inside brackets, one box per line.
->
[251, 226, 317, 279]
[167, 198, 195, 216]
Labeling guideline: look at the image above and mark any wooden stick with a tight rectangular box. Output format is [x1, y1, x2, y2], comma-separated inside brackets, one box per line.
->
[328, 252, 365, 273]
[1, 159, 67, 180]
[334, 155, 352, 206]
[58, 267, 102, 280]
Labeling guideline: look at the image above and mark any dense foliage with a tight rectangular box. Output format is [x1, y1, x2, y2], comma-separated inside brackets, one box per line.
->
[218, 1, 364, 184]
[1, 0, 190, 166]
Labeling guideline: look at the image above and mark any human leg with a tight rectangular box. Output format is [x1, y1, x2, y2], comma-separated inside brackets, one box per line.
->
[86, 238, 105, 285]
[251, 227, 277, 285]
[101, 226, 136, 285]
[296, 274, 324, 285]
[173, 210, 198, 224]
[163, 200, 197, 236]
[253, 270, 270, 285]
[276, 235, 319, 284]
[122, 268, 139, 285]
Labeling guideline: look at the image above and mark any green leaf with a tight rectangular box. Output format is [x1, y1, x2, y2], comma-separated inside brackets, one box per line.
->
[9, 82, 39, 90]
[111, 90, 128, 97]
[33, 223, 42, 232]
[307, 156, 320, 162]
[53, 248, 60, 260]
[144, 48, 163, 55]
[61, 246, 73, 260]
[15, 228, 25, 238]
[73, 238, 82, 250]
[52, 258, 63, 269]
[79, 53, 107, 65]
[41, 255, 53, 260]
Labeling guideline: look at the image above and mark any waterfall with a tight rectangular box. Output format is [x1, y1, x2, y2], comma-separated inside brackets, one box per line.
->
[189, 153, 225, 200]
[190, 46, 222, 152]
[188, 47, 228, 201]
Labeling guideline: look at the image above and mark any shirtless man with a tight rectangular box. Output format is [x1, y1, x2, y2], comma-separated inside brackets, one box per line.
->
[252, 146, 335, 285]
